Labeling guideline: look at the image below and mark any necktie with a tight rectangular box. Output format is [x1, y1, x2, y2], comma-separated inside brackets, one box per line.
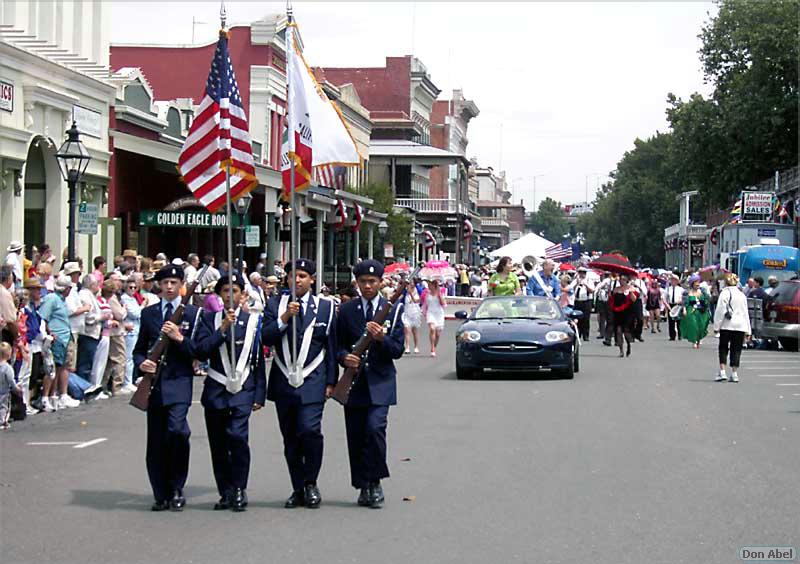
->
[365, 300, 374, 322]
[671, 288, 675, 304]
[164, 302, 173, 323]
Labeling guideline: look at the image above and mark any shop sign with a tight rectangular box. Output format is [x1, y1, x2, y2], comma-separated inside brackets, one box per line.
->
[0, 79, 13, 112]
[139, 210, 244, 229]
[763, 259, 787, 269]
[742, 192, 773, 220]
[77, 202, 98, 235]
[72, 105, 102, 139]
[244, 225, 260, 247]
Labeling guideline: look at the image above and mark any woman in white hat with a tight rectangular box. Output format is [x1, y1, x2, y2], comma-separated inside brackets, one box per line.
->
[4, 241, 24, 285]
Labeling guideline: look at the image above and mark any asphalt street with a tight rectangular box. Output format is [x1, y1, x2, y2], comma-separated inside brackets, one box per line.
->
[1, 322, 798, 564]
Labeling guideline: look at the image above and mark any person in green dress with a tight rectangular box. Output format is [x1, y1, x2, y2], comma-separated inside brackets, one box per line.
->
[680, 275, 711, 349]
[488, 257, 521, 297]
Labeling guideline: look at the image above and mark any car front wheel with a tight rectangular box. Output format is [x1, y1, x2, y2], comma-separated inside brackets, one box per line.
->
[456, 362, 478, 380]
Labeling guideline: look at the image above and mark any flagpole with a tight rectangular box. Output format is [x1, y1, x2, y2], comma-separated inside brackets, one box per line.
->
[287, 7, 298, 378]
[221, 3, 237, 375]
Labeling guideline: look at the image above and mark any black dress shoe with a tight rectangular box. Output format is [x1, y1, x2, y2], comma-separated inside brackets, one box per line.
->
[369, 482, 384, 509]
[170, 489, 186, 512]
[151, 500, 170, 512]
[230, 488, 247, 512]
[357, 488, 371, 507]
[284, 490, 305, 508]
[213, 496, 230, 511]
[602, 341, 612, 347]
[304, 483, 321, 509]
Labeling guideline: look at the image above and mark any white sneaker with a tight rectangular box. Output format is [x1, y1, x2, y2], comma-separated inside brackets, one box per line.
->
[41, 397, 55, 413]
[116, 386, 134, 396]
[58, 394, 81, 409]
[124, 383, 138, 392]
[730, 373, 739, 383]
[95, 392, 110, 400]
[714, 374, 728, 382]
[84, 384, 100, 395]
[49, 396, 59, 411]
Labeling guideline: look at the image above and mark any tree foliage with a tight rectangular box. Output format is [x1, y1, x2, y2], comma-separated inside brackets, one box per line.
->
[667, 0, 799, 206]
[526, 197, 569, 242]
[360, 182, 414, 259]
[577, 133, 683, 267]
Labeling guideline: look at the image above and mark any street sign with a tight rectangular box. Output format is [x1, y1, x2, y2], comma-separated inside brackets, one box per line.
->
[742, 192, 773, 221]
[139, 210, 244, 229]
[0, 79, 13, 112]
[244, 225, 260, 247]
[758, 228, 777, 237]
[77, 202, 98, 235]
[384, 243, 394, 258]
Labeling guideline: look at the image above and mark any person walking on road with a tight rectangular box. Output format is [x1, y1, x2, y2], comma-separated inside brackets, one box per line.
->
[401, 276, 422, 354]
[713, 273, 751, 383]
[645, 279, 665, 334]
[570, 267, 594, 341]
[680, 275, 711, 349]
[610, 275, 638, 358]
[261, 259, 337, 510]
[193, 275, 266, 512]
[422, 278, 446, 357]
[666, 275, 685, 341]
[336, 260, 405, 509]
[133, 264, 200, 512]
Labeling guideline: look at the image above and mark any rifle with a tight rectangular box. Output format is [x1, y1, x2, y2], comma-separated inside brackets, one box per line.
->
[129, 265, 208, 411]
[331, 266, 420, 405]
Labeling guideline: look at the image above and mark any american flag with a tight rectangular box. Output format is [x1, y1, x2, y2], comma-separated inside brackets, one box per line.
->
[545, 240, 572, 261]
[314, 164, 347, 190]
[178, 31, 257, 213]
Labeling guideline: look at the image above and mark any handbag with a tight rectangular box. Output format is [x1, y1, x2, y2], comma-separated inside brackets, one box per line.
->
[724, 289, 733, 320]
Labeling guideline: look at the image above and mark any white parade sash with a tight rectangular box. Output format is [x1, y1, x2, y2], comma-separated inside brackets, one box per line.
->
[531, 269, 554, 298]
[273, 294, 332, 388]
[206, 310, 259, 394]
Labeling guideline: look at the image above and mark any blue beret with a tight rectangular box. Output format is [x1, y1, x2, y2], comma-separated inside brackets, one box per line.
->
[285, 258, 316, 276]
[215, 274, 245, 294]
[154, 265, 184, 282]
[353, 259, 384, 278]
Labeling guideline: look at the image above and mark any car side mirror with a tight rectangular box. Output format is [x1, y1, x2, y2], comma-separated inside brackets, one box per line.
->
[569, 310, 584, 319]
[454, 310, 468, 319]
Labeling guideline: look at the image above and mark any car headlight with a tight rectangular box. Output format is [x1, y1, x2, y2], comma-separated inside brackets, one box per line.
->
[457, 330, 482, 343]
[545, 331, 570, 343]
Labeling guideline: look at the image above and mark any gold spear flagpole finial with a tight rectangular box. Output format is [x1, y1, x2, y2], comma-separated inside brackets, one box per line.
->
[220, 1, 227, 30]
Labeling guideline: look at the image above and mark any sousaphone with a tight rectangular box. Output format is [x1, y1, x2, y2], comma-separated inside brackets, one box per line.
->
[521, 255, 538, 278]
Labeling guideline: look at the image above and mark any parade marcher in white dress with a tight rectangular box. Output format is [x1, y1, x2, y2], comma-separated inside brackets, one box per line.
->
[401, 278, 422, 354]
[421, 278, 446, 357]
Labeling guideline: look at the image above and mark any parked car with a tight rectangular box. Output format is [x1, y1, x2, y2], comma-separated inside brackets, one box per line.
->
[762, 279, 800, 352]
[454, 296, 581, 380]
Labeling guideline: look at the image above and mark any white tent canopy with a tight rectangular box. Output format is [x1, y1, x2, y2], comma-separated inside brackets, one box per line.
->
[488, 232, 555, 263]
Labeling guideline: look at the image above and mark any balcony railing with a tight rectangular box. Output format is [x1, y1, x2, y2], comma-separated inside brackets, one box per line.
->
[395, 198, 474, 215]
[480, 217, 510, 229]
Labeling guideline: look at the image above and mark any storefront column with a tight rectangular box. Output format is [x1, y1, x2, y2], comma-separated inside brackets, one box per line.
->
[265, 212, 276, 274]
[315, 210, 325, 293]
[353, 229, 360, 265]
[367, 224, 374, 259]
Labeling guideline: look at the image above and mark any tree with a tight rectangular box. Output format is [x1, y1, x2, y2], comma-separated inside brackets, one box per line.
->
[667, 0, 799, 206]
[528, 197, 569, 242]
[577, 133, 683, 266]
[360, 182, 414, 260]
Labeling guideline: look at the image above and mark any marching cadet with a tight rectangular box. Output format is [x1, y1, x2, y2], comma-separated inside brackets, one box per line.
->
[336, 259, 405, 509]
[133, 264, 201, 512]
[192, 274, 266, 512]
[262, 259, 337, 509]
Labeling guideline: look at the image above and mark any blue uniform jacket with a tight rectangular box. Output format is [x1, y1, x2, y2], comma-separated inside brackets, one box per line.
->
[261, 293, 338, 405]
[336, 296, 405, 407]
[132, 302, 200, 407]
[192, 310, 266, 410]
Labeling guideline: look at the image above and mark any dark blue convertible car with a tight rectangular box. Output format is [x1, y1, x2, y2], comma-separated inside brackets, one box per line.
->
[454, 296, 581, 380]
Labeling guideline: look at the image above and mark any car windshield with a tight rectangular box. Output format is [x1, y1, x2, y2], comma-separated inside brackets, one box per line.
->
[750, 269, 797, 284]
[473, 297, 562, 320]
[770, 282, 799, 305]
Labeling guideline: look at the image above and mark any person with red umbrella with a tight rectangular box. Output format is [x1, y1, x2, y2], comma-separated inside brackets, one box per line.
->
[609, 274, 639, 357]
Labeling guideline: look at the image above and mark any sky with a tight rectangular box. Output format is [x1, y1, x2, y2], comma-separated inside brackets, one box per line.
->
[111, 1, 716, 211]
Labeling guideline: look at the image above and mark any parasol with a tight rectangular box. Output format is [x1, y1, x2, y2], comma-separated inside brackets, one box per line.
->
[418, 259, 457, 281]
[559, 263, 576, 272]
[384, 262, 411, 275]
[589, 253, 638, 276]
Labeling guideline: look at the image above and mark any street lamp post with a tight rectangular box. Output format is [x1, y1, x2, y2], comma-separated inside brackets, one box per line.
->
[377, 219, 389, 261]
[234, 193, 253, 274]
[55, 121, 92, 263]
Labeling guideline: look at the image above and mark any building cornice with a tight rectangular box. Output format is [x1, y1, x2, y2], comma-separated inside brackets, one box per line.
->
[114, 105, 168, 132]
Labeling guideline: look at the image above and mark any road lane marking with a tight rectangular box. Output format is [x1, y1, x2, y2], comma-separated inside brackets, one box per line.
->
[758, 375, 800, 378]
[775, 383, 800, 386]
[27, 441, 81, 446]
[73, 438, 107, 449]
